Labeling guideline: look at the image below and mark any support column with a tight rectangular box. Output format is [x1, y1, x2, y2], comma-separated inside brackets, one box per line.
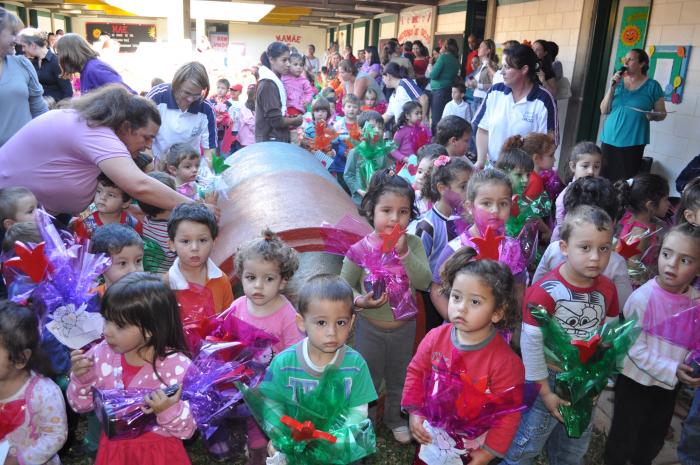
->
[167, 0, 191, 42]
[195, 17, 205, 45]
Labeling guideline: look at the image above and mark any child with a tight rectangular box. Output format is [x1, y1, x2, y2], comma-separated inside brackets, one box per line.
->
[331, 94, 362, 187]
[361, 87, 387, 115]
[208, 78, 233, 153]
[282, 52, 316, 117]
[236, 84, 256, 149]
[532, 176, 633, 308]
[1, 301, 67, 465]
[68, 273, 195, 465]
[391, 101, 432, 172]
[614, 173, 671, 287]
[2, 222, 41, 252]
[503, 133, 560, 205]
[552, 141, 602, 242]
[604, 222, 700, 465]
[137, 172, 177, 274]
[319, 87, 337, 119]
[411, 144, 448, 215]
[303, 97, 335, 146]
[167, 203, 233, 315]
[261, 274, 378, 462]
[341, 169, 432, 444]
[676, 176, 700, 225]
[0, 186, 37, 231]
[434, 115, 472, 159]
[679, 388, 700, 465]
[91, 224, 144, 292]
[343, 111, 388, 205]
[165, 143, 201, 200]
[403, 248, 525, 464]
[501, 205, 619, 465]
[71, 174, 141, 242]
[442, 82, 473, 122]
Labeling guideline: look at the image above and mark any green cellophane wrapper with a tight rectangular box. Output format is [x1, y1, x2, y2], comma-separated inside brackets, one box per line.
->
[142, 236, 166, 273]
[530, 305, 640, 438]
[239, 366, 376, 464]
[356, 123, 396, 190]
[506, 191, 552, 238]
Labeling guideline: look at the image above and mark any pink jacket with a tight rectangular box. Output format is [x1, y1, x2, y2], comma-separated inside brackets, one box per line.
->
[236, 105, 256, 147]
[281, 74, 316, 113]
[391, 124, 432, 162]
[67, 341, 196, 440]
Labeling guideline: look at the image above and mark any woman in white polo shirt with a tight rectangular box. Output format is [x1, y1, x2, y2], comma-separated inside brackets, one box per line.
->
[472, 44, 558, 169]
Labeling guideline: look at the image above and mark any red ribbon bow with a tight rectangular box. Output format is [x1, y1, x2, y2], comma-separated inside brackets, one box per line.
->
[471, 226, 504, 261]
[379, 224, 405, 254]
[571, 335, 601, 364]
[0, 399, 26, 441]
[280, 416, 337, 443]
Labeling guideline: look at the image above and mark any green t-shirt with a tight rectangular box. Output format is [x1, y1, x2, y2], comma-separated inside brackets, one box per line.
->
[429, 53, 460, 90]
[264, 339, 378, 408]
[601, 78, 663, 147]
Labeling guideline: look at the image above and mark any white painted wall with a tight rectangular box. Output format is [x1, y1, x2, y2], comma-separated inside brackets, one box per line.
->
[227, 23, 325, 68]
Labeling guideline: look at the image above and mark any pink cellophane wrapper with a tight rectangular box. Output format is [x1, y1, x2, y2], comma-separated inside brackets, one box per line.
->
[346, 236, 418, 320]
[415, 352, 539, 439]
[460, 233, 527, 276]
[540, 169, 564, 204]
[318, 215, 373, 255]
[642, 299, 700, 354]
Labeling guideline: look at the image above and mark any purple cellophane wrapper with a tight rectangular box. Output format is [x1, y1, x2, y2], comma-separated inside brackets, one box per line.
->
[346, 236, 417, 320]
[415, 353, 539, 439]
[540, 169, 564, 202]
[93, 386, 172, 440]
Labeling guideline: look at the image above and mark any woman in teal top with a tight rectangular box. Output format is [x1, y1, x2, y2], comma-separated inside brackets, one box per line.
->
[429, 38, 460, 133]
[600, 48, 666, 181]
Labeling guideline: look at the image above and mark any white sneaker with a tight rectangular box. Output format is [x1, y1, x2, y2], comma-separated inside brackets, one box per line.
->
[392, 426, 412, 444]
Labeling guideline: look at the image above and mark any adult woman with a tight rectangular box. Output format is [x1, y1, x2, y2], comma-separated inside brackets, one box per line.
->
[0, 8, 48, 146]
[335, 59, 357, 115]
[54, 33, 133, 95]
[533, 39, 557, 96]
[343, 45, 357, 65]
[327, 52, 341, 80]
[255, 41, 303, 143]
[600, 48, 665, 181]
[354, 45, 383, 99]
[381, 62, 428, 125]
[382, 40, 415, 78]
[146, 61, 217, 162]
[0, 85, 191, 215]
[428, 38, 460, 132]
[467, 39, 498, 110]
[411, 41, 429, 87]
[17, 27, 72, 102]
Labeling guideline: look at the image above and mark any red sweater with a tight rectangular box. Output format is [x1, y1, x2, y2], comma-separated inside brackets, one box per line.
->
[402, 324, 525, 457]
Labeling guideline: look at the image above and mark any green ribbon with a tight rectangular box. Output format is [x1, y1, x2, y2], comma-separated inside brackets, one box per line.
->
[355, 123, 396, 190]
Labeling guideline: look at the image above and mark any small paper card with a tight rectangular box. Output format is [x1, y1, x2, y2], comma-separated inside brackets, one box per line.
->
[628, 107, 675, 115]
[418, 420, 467, 465]
[46, 303, 104, 350]
[0, 440, 9, 464]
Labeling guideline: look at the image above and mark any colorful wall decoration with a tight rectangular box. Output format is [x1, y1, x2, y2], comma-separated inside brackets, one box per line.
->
[647, 45, 692, 104]
[613, 6, 650, 67]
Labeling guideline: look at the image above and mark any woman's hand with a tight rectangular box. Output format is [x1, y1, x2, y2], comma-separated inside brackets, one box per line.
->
[354, 291, 389, 309]
[70, 349, 94, 379]
[142, 385, 182, 415]
[409, 413, 432, 445]
[611, 69, 624, 87]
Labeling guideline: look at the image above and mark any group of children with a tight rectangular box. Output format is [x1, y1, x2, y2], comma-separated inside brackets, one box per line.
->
[1, 93, 700, 465]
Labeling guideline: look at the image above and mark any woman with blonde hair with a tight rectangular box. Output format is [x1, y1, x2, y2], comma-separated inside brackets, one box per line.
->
[17, 27, 72, 101]
[54, 32, 133, 94]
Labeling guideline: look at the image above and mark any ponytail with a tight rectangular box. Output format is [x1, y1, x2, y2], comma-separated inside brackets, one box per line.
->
[261, 41, 290, 69]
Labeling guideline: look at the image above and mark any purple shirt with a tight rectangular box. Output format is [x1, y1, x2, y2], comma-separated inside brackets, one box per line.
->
[80, 58, 134, 94]
[0, 109, 131, 214]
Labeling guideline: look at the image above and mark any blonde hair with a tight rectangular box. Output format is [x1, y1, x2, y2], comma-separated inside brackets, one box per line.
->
[0, 7, 23, 35]
[54, 33, 99, 76]
[172, 62, 210, 97]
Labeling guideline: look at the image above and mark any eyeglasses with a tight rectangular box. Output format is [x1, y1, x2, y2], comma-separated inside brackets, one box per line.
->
[179, 89, 203, 101]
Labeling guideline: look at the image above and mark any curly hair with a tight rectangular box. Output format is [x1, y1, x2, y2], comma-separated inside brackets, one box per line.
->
[234, 228, 299, 281]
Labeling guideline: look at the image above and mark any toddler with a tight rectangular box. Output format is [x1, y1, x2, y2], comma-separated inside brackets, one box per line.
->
[282, 52, 316, 117]
[236, 85, 256, 149]
[165, 143, 201, 200]
[434, 116, 472, 159]
[409, 144, 448, 214]
[343, 111, 389, 205]
[330, 94, 362, 189]
[137, 172, 178, 274]
[677, 176, 700, 225]
[391, 101, 432, 172]
[208, 78, 233, 152]
[441, 82, 473, 122]
[0, 186, 37, 232]
[361, 87, 387, 115]
[91, 224, 144, 293]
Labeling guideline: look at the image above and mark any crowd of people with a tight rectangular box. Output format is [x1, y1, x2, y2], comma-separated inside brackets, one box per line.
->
[0, 5, 698, 465]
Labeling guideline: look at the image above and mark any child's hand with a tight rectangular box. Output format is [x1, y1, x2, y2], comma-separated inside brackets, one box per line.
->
[142, 385, 182, 415]
[467, 448, 494, 465]
[354, 291, 389, 309]
[541, 391, 569, 423]
[70, 349, 94, 378]
[395, 232, 408, 256]
[677, 363, 700, 387]
[409, 413, 431, 444]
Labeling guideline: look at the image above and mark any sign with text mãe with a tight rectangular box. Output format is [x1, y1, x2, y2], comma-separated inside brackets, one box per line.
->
[275, 34, 303, 46]
[85, 23, 156, 53]
[397, 7, 434, 45]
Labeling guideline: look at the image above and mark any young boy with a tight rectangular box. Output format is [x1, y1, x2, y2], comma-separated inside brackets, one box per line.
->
[91, 224, 145, 293]
[0, 186, 38, 232]
[502, 205, 619, 465]
[167, 202, 233, 318]
[434, 115, 472, 160]
[72, 174, 141, 242]
[442, 82, 473, 122]
[343, 110, 387, 205]
[331, 94, 361, 193]
[138, 172, 178, 274]
[165, 143, 201, 200]
[261, 274, 378, 463]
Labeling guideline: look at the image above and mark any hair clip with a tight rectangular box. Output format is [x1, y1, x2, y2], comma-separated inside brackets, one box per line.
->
[434, 155, 451, 167]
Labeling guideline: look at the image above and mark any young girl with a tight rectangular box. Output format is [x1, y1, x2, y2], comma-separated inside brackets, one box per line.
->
[208, 78, 233, 153]
[236, 85, 256, 149]
[604, 222, 700, 465]
[614, 173, 671, 287]
[412, 144, 448, 215]
[165, 143, 201, 200]
[68, 273, 195, 465]
[430, 169, 525, 320]
[391, 101, 431, 172]
[343, 111, 390, 206]
[340, 169, 432, 444]
[361, 87, 387, 115]
[552, 141, 603, 242]
[1, 301, 67, 465]
[403, 248, 525, 465]
[676, 176, 700, 225]
[219, 229, 303, 464]
[282, 52, 316, 117]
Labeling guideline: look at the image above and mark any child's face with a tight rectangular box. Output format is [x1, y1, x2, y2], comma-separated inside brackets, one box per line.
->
[231, 89, 241, 100]
[364, 94, 376, 107]
[313, 109, 329, 122]
[471, 57, 480, 69]
[570, 153, 602, 180]
[560, 222, 612, 282]
[170, 157, 200, 184]
[103, 319, 147, 357]
[94, 182, 130, 215]
[373, 191, 412, 235]
[296, 298, 354, 364]
[216, 83, 228, 97]
[683, 207, 700, 226]
[414, 157, 433, 191]
[290, 58, 304, 77]
[408, 108, 423, 125]
[343, 102, 359, 120]
[103, 244, 144, 288]
[652, 195, 671, 218]
[451, 87, 465, 102]
[507, 168, 530, 194]
[448, 272, 503, 337]
[241, 257, 287, 309]
[657, 231, 700, 293]
[440, 170, 471, 210]
[13, 194, 38, 224]
[0, 343, 28, 381]
[535, 147, 556, 171]
[325, 91, 336, 104]
[468, 183, 512, 234]
[447, 132, 470, 157]
[168, 220, 214, 270]
[367, 120, 383, 133]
